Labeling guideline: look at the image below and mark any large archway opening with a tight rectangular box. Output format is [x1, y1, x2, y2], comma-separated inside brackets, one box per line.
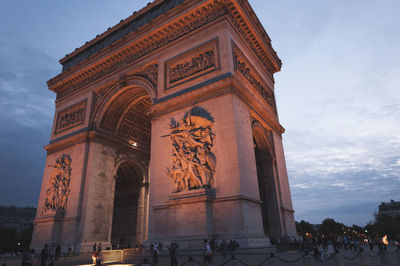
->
[97, 85, 153, 248]
[112, 162, 141, 248]
[111, 161, 148, 248]
[253, 126, 275, 238]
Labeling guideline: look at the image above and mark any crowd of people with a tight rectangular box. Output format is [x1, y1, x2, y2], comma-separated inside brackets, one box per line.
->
[149, 238, 240, 266]
[20, 244, 62, 266]
[19, 234, 398, 265]
[277, 233, 398, 259]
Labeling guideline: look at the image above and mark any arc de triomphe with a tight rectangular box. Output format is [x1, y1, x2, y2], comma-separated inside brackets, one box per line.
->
[31, 0, 296, 253]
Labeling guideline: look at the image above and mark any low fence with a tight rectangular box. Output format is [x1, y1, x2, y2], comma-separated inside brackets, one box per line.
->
[276, 242, 314, 252]
[101, 245, 400, 266]
[100, 248, 144, 264]
[100, 249, 123, 264]
[176, 246, 400, 266]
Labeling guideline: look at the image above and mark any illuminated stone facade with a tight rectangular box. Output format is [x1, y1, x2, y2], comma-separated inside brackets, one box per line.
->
[31, 0, 296, 253]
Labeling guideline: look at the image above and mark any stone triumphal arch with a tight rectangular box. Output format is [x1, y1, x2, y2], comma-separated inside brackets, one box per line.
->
[32, 0, 296, 252]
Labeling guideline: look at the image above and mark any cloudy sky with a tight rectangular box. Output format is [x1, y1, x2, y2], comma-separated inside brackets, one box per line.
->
[0, 0, 399, 226]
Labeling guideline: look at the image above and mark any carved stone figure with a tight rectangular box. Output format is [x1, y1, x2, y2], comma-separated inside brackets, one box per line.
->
[43, 154, 72, 213]
[167, 108, 216, 192]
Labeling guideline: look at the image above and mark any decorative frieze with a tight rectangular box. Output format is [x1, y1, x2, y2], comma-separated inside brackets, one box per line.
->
[166, 39, 219, 89]
[233, 43, 275, 110]
[50, 1, 280, 101]
[167, 107, 216, 192]
[52, 2, 228, 99]
[55, 100, 86, 134]
[223, 0, 278, 75]
[42, 154, 72, 215]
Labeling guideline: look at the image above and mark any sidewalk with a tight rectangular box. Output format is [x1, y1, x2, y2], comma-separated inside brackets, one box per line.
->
[1, 246, 398, 266]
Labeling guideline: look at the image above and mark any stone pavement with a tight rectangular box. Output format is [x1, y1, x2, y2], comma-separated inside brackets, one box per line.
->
[1, 245, 399, 266]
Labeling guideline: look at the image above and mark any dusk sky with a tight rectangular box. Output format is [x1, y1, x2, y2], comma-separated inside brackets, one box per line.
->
[0, 0, 399, 226]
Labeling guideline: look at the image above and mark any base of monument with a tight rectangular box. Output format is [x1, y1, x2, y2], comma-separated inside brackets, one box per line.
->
[49, 241, 111, 255]
[146, 234, 271, 251]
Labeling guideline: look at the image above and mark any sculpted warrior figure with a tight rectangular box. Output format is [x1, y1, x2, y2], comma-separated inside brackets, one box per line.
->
[43, 154, 72, 213]
[167, 108, 216, 192]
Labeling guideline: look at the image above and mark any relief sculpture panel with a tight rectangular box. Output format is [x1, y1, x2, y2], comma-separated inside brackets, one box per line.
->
[42, 154, 72, 214]
[167, 107, 216, 192]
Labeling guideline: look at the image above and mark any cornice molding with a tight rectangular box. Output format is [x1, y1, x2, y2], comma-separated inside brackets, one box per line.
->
[48, 0, 281, 101]
[229, 78, 284, 134]
[87, 130, 150, 158]
[45, 128, 150, 158]
[149, 72, 284, 134]
[45, 131, 90, 154]
[281, 207, 295, 214]
[59, 0, 184, 69]
[48, 1, 228, 99]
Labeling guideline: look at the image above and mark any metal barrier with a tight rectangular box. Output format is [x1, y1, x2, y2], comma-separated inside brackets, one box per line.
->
[100, 245, 400, 265]
[100, 249, 124, 263]
[100, 248, 144, 264]
[174, 246, 400, 266]
[276, 242, 314, 252]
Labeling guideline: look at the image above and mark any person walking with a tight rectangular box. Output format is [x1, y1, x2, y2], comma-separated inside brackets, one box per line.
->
[152, 242, 159, 266]
[55, 245, 61, 261]
[21, 249, 34, 266]
[203, 239, 212, 265]
[39, 244, 49, 266]
[219, 239, 228, 260]
[368, 237, 374, 251]
[168, 242, 179, 266]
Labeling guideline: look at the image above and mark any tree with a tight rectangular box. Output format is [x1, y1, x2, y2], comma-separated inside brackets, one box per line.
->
[319, 218, 346, 235]
[296, 220, 316, 236]
[365, 215, 400, 240]
[0, 226, 33, 253]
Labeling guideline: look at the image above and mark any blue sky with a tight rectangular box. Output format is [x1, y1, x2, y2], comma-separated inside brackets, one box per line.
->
[0, 0, 399, 226]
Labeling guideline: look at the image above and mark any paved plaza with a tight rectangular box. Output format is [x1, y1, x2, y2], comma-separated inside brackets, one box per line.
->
[1, 244, 399, 266]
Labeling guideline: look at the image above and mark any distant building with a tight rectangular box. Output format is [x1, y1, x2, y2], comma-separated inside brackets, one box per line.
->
[377, 200, 400, 217]
[0, 206, 36, 233]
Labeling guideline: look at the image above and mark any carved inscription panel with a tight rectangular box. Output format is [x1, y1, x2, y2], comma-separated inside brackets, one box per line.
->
[165, 39, 219, 89]
[55, 100, 87, 134]
[167, 107, 216, 192]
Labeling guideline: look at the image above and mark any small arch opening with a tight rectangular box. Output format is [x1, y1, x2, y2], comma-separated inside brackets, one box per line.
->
[253, 127, 275, 237]
[111, 161, 146, 248]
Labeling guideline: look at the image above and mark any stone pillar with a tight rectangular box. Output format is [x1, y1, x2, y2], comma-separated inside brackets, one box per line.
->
[77, 141, 118, 252]
[136, 184, 147, 245]
[148, 95, 269, 248]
